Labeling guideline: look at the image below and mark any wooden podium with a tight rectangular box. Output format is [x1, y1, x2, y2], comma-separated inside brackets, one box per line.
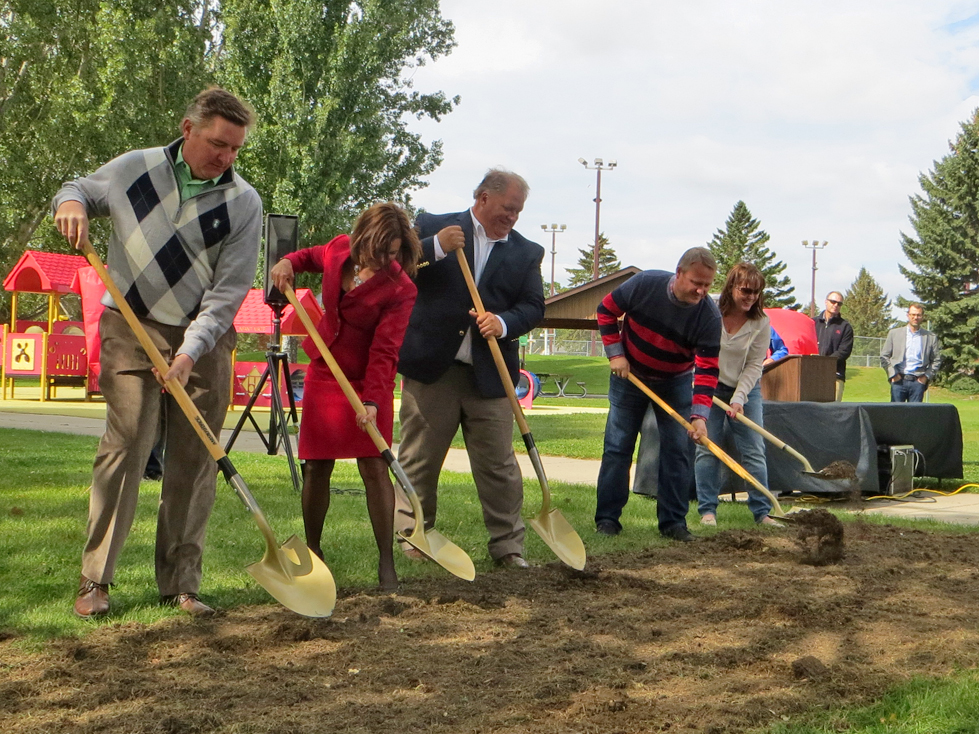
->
[761, 355, 837, 402]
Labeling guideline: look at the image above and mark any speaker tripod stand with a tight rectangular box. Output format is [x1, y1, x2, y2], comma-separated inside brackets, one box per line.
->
[225, 303, 302, 492]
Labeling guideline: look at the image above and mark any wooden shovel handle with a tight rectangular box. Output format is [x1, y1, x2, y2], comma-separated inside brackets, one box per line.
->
[452, 250, 531, 435]
[79, 240, 226, 462]
[626, 373, 785, 516]
[712, 395, 815, 473]
[283, 287, 388, 455]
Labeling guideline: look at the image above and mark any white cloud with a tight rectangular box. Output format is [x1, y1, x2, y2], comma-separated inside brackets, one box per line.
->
[404, 0, 979, 304]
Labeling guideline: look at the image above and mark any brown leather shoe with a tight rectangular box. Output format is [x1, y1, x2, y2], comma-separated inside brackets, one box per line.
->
[74, 575, 110, 619]
[162, 593, 216, 617]
[494, 553, 530, 569]
[400, 544, 427, 561]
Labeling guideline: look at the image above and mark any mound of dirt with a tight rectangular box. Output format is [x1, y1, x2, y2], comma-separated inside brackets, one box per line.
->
[4, 520, 979, 734]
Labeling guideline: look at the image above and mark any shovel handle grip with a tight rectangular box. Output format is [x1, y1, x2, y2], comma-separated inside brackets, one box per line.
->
[627, 373, 785, 517]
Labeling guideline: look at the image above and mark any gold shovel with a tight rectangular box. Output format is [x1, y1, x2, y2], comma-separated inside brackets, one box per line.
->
[81, 241, 337, 617]
[454, 250, 587, 570]
[284, 287, 476, 581]
[626, 373, 789, 519]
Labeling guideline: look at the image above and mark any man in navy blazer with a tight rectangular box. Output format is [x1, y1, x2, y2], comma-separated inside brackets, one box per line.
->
[395, 169, 545, 567]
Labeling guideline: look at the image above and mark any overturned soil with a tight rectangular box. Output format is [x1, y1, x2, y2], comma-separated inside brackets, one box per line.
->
[4, 520, 979, 734]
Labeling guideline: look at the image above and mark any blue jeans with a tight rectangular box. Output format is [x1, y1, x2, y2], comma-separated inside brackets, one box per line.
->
[694, 382, 772, 521]
[596, 373, 694, 534]
[890, 376, 926, 403]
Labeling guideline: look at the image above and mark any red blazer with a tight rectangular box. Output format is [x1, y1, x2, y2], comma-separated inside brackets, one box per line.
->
[285, 235, 417, 407]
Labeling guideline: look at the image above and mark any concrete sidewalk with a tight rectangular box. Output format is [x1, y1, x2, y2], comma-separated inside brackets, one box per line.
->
[2, 400, 977, 526]
[0, 401, 601, 486]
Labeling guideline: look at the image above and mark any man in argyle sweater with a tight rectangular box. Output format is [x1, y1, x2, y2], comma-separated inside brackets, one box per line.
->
[53, 88, 262, 618]
[594, 247, 721, 542]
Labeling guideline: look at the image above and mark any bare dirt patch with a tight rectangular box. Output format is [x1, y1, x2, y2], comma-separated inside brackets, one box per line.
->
[4, 519, 979, 733]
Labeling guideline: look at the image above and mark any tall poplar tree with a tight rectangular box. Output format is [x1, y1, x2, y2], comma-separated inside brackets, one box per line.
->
[565, 233, 621, 287]
[0, 0, 214, 321]
[707, 201, 797, 308]
[900, 108, 979, 377]
[842, 267, 893, 337]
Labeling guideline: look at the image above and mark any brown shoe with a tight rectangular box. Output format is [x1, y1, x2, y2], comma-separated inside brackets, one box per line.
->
[494, 553, 530, 569]
[74, 575, 110, 619]
[401, 544, 427, 561]
[162, 593, 216, 617]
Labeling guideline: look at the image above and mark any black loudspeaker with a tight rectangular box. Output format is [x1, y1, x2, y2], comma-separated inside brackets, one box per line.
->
[263, 214, 299, 306]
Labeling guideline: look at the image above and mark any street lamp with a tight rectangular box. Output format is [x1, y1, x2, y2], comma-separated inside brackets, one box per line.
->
[578, 158, 617, 282]
[540, 223, 567, 297]
[802, 240, 828, 317]
[579, 158, 616, 356]
[540, 223, 567, 356]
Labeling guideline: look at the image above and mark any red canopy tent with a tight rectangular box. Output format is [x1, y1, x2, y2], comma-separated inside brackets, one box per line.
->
[765, 308, 817, 355]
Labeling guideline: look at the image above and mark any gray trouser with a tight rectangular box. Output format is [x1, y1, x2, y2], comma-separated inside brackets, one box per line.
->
[81, 308, 234, 596]
[395, 365, 524, 560]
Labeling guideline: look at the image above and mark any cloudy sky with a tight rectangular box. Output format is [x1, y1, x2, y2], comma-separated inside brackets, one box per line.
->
[405, 1, 979, 311]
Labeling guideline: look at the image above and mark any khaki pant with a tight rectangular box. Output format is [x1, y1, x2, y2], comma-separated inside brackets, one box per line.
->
[395, 365, 524, 560]
[835, 379, 845, 402]
[81, 308, 234, 596]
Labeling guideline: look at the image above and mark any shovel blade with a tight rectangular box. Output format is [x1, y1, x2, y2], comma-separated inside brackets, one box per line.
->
[529, 508, 587, 570]
[247, 534, 337, 618]
[401, 528, 476, 581]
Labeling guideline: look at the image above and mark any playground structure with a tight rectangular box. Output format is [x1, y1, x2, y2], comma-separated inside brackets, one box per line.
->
[2, 250, 103, 401]
[1, 249, 324, 407]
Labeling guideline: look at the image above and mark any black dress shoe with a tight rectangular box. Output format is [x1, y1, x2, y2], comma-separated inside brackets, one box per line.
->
[662, 526, 696, 542]
[495, 553, 530, 569]
[596, 519, 621, 536]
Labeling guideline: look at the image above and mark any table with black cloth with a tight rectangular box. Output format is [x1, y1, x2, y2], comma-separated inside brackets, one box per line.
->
[761, 401, 962, 495]
[632, 401, 963, 500]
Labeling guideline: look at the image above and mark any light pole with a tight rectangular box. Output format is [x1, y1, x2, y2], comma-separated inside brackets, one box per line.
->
[579, 158, 616, 355]
[802, 240, 828, 317]
[578, 158, 617, 281]
[540, 223, 566, 356]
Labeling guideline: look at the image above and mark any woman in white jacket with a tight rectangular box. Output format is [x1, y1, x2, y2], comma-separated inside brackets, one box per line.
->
[696, 262, 780, 526]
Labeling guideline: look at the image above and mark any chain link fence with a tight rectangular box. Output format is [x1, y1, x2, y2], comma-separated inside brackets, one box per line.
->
[528, 330, 889, 362]
[850, 336, 885, 368]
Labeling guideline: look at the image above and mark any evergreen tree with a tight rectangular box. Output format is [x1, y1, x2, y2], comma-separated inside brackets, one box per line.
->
[566, 233, 621, 287]
[707, 201, 798, 309]
[842, 268, 893, 337]
[900, 107, 979, 378]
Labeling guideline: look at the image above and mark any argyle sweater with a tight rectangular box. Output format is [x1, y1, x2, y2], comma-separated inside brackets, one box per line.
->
[52, 139, 262, 363]
[597, 270, 721, 419]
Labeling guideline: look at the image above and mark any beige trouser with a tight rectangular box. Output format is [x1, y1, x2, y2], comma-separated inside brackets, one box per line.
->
[81, 308, 234, 596]
[395, 365, 525, 560]
[835, 379, 845, 402]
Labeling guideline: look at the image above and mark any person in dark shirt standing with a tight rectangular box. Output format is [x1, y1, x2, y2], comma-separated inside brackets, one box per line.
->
[813, 290, 854, 401]
[594, 247, 721, 542]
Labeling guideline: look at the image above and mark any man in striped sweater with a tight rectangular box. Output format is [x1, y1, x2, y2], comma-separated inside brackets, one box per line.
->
[594, 247, 721, 542]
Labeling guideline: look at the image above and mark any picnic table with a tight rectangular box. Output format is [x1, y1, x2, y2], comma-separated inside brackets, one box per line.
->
[533, 372, 588, 398]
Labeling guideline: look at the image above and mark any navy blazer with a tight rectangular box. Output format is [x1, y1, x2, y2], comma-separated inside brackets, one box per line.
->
[398, 210, 545, 398]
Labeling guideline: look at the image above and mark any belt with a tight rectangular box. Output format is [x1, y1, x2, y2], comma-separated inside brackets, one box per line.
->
[902, 374, 923, 380]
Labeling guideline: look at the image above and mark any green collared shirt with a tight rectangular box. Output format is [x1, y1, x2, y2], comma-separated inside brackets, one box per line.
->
[173, 144, 222, 201]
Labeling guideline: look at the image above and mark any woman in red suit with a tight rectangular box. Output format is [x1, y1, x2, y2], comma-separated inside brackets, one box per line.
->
[270, 203, 420, 591]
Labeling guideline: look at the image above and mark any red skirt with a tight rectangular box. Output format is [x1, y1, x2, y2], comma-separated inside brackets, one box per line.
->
[297, 376, 393, 460]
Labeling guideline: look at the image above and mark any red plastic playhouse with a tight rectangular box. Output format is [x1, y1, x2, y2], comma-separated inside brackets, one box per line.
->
[2, 250, 105, 400]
